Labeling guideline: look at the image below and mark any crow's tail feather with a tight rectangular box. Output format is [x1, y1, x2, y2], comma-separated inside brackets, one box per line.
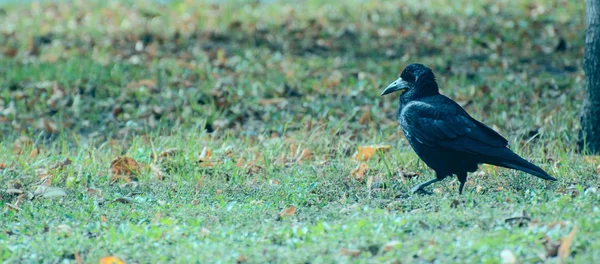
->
[487, 149, 557, 181]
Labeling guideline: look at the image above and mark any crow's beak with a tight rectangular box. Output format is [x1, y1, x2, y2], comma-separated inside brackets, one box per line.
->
[381, 77, 409, 96]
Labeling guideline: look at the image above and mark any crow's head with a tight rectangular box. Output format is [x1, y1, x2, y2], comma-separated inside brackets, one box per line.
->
[381, 63, 438, 97]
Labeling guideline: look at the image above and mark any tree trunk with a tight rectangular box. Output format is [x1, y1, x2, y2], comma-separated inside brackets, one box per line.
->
[579, 0, 600, 154]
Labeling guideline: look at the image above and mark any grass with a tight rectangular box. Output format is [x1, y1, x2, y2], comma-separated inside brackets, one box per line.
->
[0, 0, 598, 263]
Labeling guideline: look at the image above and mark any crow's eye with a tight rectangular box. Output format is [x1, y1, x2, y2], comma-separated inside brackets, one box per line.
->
[400, 71, 415, 83]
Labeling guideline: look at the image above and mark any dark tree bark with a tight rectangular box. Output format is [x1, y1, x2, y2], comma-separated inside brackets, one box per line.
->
[579, 0, 600, 154]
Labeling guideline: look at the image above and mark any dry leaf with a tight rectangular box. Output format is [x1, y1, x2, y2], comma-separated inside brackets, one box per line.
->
[198, 147, 216, 167]
[297, 148, 312, 164]
[55, 224, 73, 237]
[542, 234, 560, 258]
[149, 163, 165, 180]
[0, 163, 7, 169]
[110, 156, 140, 182]
[354, 145, 391, 161]
[74, 252, 83, 264]
[99, 256, 125, 264]
[236, 254, 247, 263]
[382, 240, 401, 252]
[558, 226, 578, 262]
[350, 163, 369, 182]
[340, 248, 361, 257]
[29, 148, 39, 158]
[34, 186, 67, 199]
[127, 79, 157, 90]
[358, 110, 371, 125]
[153, 148, 181, 160]
[583, 155, 600, 164]
[280, 206, 297, 217]
[12, 136, 34, 155]
[49, 158, 72, 170]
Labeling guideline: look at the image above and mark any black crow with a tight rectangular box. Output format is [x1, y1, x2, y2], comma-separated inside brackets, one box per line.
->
[381, 63, 556, 194]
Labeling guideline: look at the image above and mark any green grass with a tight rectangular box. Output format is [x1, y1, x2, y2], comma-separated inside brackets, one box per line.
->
[0, 0, 598, 263]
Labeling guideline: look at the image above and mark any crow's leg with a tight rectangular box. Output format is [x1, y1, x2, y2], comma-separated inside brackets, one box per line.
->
[458, 181, 465, 195]
[410, 178, 442, 194]
[457, 173, 467, 195]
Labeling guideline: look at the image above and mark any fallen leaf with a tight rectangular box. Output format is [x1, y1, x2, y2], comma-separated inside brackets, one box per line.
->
[55, 224, 73, 237]
[200, 227, 210, 237]
[500, 249, 518, 264]
[149, 163, 165, 180]
[358, 110, 371, 125]
[127, 79, 157, 90]
[297, 148, 312, 164]
[74, 252, 83, 264]
[583, 155, 600, 164]
[0, 163, 7, 169]
[340, 248, 361, 257]
[110, 156, 140, 182]
[49, 158, 72, 170]
[280, 206, 297, 217]
[198, 147, 217, 167]
[350, 163, 369, 182]
[236, 254, 247, 263]
[29, 148, 39, 158]
[99, 256, 125, 264]
[542, 234, 560, 258]
[383, 240, 401, 252]
[152, 148, 181, 160]
[558, 226, 578, 262]
[34, 186, 67, 199]
[354, 145, 391, 161]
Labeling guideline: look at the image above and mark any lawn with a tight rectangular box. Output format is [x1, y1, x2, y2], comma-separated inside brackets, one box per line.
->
[0, 0, 598, 263]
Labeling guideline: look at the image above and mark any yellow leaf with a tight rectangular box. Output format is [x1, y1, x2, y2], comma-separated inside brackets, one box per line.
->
[354, 145, 391, 161]
[99, 256, 125, 264]
[280, 206, 297, 217]
[558, 226, 578, 262]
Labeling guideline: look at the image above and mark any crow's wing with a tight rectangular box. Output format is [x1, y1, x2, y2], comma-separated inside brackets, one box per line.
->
[401, 98, 508, 154]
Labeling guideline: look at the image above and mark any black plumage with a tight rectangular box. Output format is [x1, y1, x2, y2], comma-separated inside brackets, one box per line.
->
[381, 63, 556, 194]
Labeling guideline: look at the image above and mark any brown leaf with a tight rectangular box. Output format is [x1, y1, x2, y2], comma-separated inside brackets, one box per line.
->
[354, 145, 391, 161]
[149, 163, 165, 180]
[110, 156, 140, 182]
[297, 148, 312, 164]
[350, 163, 369, 182]
[340, 248, 361, 257]
[154, 148, 181, 159]
[74, 252, 83, 264]
[127, 79, 157, 91]
[382, 240, 401, 252]
[358, 110, 371, 125]
[280, 206, 297, 217]
[542, 235, 560, 258]
[13, 136, 35, 155]
[49, 158, 72, 170]
[0, 163, 7, 170]
[558, 226, 578, 262]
